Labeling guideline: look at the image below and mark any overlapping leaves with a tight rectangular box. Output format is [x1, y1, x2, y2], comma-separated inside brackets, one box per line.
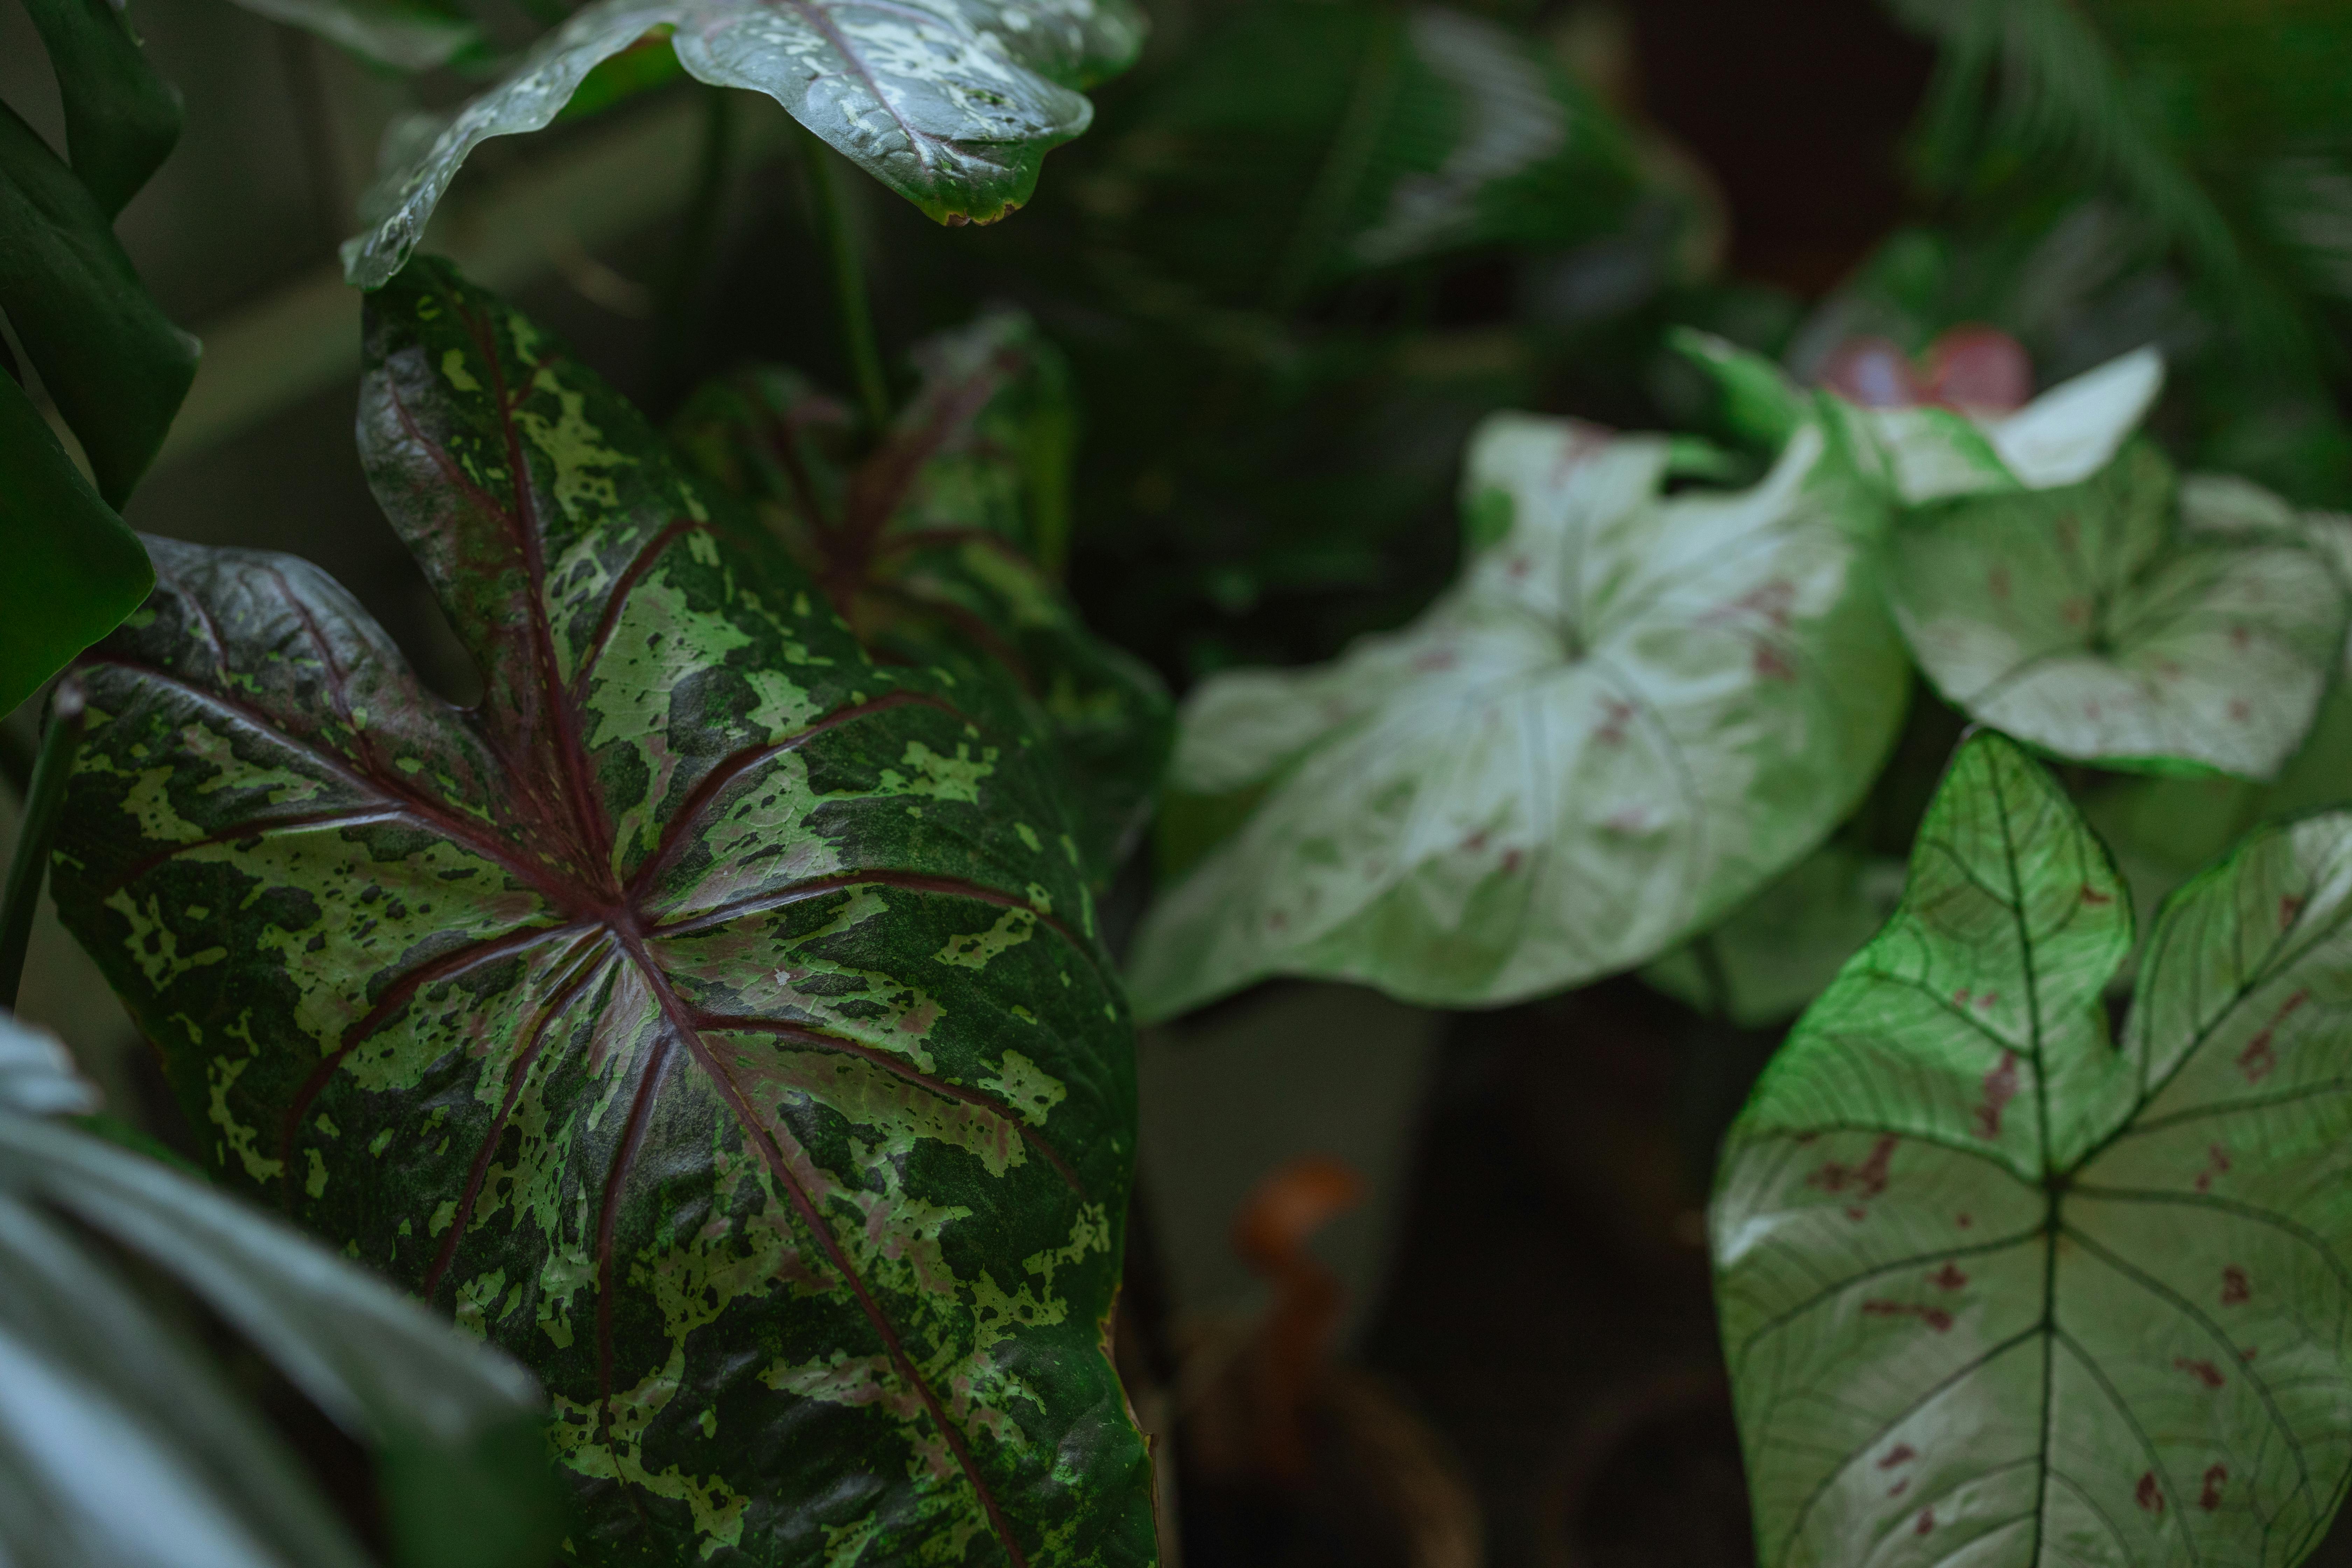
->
[341, 0, 1146, 287]
[0, 1010, 556, 1568]
[1870, 357, 2350, 778]
[1715, 730, 2352, 1566]
[49, 259, 1153, 1565]
[1, 0, 189, 712]
[1125, 338, 1910, 1019]
[672, 312, 1171, 888]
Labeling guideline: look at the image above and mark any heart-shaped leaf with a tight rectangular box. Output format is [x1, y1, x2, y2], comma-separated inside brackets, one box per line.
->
[1125, 348, 1910, 1020]
[1886, 438, 2349, 778]
[342, 0, 1146, 287]
[671, 311, 1172, 888]
[49, 260, 1153, 1565]
[1714, 730, 2352, 1567]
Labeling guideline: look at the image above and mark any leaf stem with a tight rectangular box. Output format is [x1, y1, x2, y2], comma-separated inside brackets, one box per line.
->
[0, 680, 86, 1010]
[655, 85, 737, 397]
[798, 130, 891, 435]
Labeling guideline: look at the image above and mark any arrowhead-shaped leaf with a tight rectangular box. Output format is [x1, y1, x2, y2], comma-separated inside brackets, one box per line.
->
[1125, 377, 1911, 1020]
[671, 312, 1172, 888]
[1715, 731, 2352, 1567]
[49, 259, 1153, 1566]
[1886, 438, 2348, 778]
[342, 0, 1146, 287]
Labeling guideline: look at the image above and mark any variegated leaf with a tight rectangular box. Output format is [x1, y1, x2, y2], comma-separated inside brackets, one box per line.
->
[671, 312, 1171, 889]
[342, 0, 1146, 287]
[1886, 440, 2348, 778]
[1125, 341, 1910, 1019]
[1715, 730, 2352, 1567]
[49, 259, 1153, 1567]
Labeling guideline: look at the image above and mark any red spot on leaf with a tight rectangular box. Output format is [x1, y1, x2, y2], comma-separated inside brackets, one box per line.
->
[1862, 1300, 1954, 1332]
[1914, 1507, 1935, 1535]
[2222, 1266, 2250, 1306]
[2062, 597, 2090, 628]
[1928, 1264, 1968, 1291]
[2175, 1357, 2225, 1389]
[1811, 1135, 1896, 1204]
[1752, 642, 1797, 682]
[1878, 1445, 1917, 1470]
[1500, 849, 1524, 875]
[1413, 647, 1458, 673]
[2201, 1464, 2228, 1511]
[1955, 1212, 1974, 1228]
[2229, 698, 2251, 723]
[2081, 884, 2113, 906]
[1506, 556, 1532, 579]
[1889, 1479, 1909, 1497]
[1976, 1051, 2018, 1139]
[2231, 625, 2250, 650]
[1460, 830, 1489, 854]
[1595, 699, 1633, 746]
[1267, 911, 1289, 932]
[2238, 991, 2306, 1083]
[2194, 1142, 2231, 1194]
[2281, 895, 2304, 928]
[2137, 1472, 2165, 1514]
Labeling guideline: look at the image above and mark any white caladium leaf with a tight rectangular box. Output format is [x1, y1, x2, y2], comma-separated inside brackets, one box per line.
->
[1837, 346, 2167, 506]
[343, 0, 1144, 287]
[1125, 390, 1910, 1020]
[1888, 439, 2349, 778]
[1715, 730, 2352, 1568]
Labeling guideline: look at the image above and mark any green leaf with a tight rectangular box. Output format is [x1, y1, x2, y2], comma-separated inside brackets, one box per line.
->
[20, 0, 183, 220]
[50, 259, 1153, 1565]
[672, 311, 1172, 888]
[0, 368, 154, 717]
[1083, 0, 1642, 312]
[341, 0, 1146, 287]
[1887, 440, 2349, 779]
[1642, 845, 1906, 1028]
[0, 1008, 555, 1568]
[1714, 729, 2352, 1567]
[224, 0, 485, 71]
[1125, 393, 1910, 1020]
[0, 99, 198, 507]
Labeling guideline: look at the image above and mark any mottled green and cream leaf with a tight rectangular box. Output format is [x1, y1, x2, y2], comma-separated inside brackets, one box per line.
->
[1125, 362, 1910, 1020]
[1715, 732, 2352, 1567]
[342, 0, 1146, 286]
[49, 259, 1152, 1566]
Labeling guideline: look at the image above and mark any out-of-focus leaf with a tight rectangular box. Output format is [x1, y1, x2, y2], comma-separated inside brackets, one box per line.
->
[0, 1007, 556, 1568]
[1083, 1, 1641, 312]
[1642, 846, 1905, 1028]
[343, 0, 1146, 286]
[1715, 730, 2352, 1566]
[20, 0, 182, 220]
[0, 101, 198, 507]
[1887, 439, 2347, 778]
[50, 260, 1153, 1564]
[674, 312, 1170, 886]
[0, 369, 153, 718]
[223, 0, 484, 71]
[1126, 346, 1909, 1020]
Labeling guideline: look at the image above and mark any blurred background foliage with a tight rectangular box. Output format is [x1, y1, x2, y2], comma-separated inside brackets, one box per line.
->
[6, 0, 2352, 1562]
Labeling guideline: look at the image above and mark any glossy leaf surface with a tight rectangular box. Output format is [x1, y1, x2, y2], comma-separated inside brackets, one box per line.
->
[343, 0, 1145, 287]
[0, 98, 197, 506]
[50, 261, 1151, 1565]
[0, 1009, 555, 1568]
[1126, 360, 1910, 1020]
[0, 372, 153, 718]
[672, 312, 1171, 888]
[21, 0, 183, 220]
[1888, 440, 2347, 778]
[1715, 732, 2352, 1566]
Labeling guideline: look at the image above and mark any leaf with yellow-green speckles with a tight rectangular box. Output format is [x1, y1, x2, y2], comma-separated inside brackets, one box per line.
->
[49, 258, 1153, 1568]
[672, 310, 1171, 888]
